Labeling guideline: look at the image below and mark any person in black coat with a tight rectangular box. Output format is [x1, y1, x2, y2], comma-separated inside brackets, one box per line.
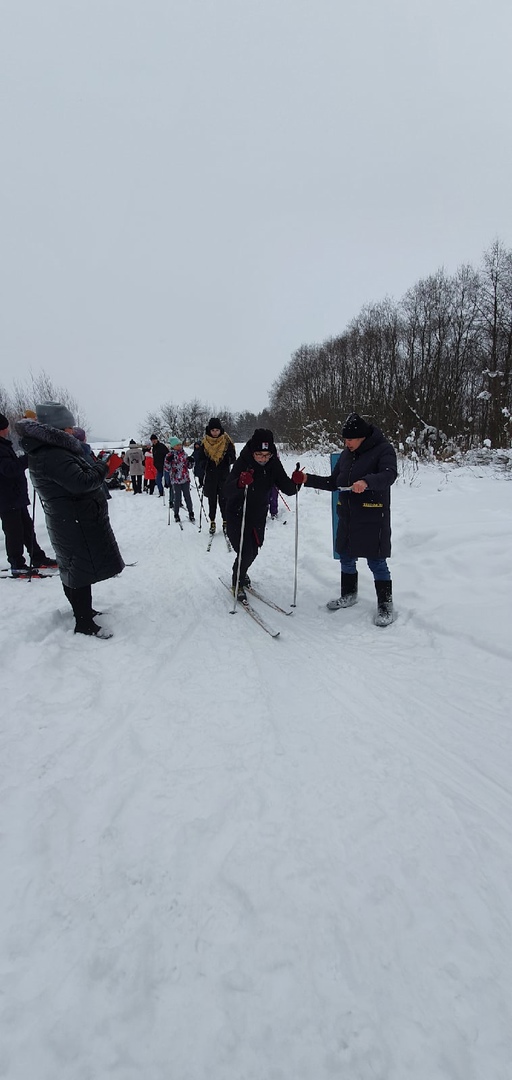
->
[293, 413, 397, 626]
[16, 402, 124, 638]
[150, 434, 170, 497]
[0, 412, 57, 573]
[224, 428, 297, 600]
[196, 418, 236, 534]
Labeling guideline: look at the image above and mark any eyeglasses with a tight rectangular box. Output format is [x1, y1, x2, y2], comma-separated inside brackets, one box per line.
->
[253, 451, 272, 459]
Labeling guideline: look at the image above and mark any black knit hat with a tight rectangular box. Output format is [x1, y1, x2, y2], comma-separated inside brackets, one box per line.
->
[341, 413, 372, 439]
[206, 417, 224, 435]
[249, 428, 276, 454]
[0, 413, 9, 430]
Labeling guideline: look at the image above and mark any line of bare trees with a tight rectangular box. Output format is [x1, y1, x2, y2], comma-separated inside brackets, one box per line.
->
[141, 400, 276, 445]
[0, 371, 85, 446]
[269, 240, 512, 453]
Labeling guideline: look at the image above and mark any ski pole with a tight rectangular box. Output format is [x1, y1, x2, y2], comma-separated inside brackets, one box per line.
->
[230, 483, 249, 615]
[278, 490, 291, 512]
[291, 462, 300, 607]
[194, 475, 207, 532]
[28, 484, 37, 581]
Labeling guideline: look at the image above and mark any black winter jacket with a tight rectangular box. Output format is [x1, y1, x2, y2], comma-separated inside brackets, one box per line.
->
[16, 420, 124, 588]
[0, 436, 30, 515]
[196, 437, 236, 494]
[305, 427, 397, 559]
[225, 443, 297, 537]
[151, 440, 169, 472]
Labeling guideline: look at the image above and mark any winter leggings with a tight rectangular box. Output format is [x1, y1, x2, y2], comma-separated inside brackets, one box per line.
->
[62, 583, 94, 628]
[207, 487, 227, 523]
[340, 556, 391, 581]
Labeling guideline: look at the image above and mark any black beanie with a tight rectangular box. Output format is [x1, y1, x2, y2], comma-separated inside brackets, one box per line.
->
[0, 413, 8, 430]
[206, 417, 224, 435]
[249, 428, 276, 454]
[341, 413, 372, 439]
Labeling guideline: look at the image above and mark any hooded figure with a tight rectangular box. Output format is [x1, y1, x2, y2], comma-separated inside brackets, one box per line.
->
[16, 404, 124, 638]
[0, 412, 57, 573]
[196, 417, 236, 533]
[224, 429, 297, 599]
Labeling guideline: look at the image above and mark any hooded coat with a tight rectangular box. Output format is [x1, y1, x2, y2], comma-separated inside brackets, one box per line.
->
[16, 419, 124, 588]
[305, 426, 397, 559]
[224, 441, 296, 544]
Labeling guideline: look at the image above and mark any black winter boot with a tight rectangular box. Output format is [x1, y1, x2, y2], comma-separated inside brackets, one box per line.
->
[374, 579, 393, 627]
[326, 572, 358, 611]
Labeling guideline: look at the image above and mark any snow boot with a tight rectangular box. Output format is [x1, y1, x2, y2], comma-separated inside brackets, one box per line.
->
[74, 618, 113, 640]
[326, 572, 358, 611]
[174, 513, 181, 523]
[32, 555, 58, 568]
[189, 512, 195, 523]
[374, 579, 393, 627]
[209, 520, 216, 535]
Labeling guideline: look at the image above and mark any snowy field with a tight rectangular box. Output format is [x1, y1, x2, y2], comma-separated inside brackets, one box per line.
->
[1, 451, 511, 1080]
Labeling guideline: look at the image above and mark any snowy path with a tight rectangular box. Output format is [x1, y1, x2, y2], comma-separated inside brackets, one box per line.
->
[1, 456, 511, 1079]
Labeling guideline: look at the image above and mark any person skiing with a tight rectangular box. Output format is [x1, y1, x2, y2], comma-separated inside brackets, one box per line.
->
[0, 412, 58, 574]
[16, 403, 124, 638]
[292, 412, 397, 626]
[224, 428, 297, 600]
[164, 438, 195, 522]
[196, 418, 236, 535]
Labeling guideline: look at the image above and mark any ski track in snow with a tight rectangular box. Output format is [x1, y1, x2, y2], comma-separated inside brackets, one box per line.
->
[1, 454, 511, 1080]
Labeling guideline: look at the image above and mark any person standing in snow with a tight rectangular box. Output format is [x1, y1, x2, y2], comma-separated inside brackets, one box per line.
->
[144, 448, 157, 494]
[292, 412, 397, 626]
[124, 440, 144, 494]
[0, 412, 58, 574]
[196, 418, 236, 535]
[164, 438, 195, 523]
[16, 403, 124, 638]
[150, 433, 169, 497]
[224, 428, 297, 600]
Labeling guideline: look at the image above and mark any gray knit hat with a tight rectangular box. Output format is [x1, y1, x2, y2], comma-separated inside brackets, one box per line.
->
[36, 402, 76, 429]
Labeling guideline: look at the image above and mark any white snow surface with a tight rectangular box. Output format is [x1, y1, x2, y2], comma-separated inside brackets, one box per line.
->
[1, 452, 511, 1080]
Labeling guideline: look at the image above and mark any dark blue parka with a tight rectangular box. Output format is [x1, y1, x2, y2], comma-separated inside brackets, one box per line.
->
[305, 426, 397, 559]
[16, 419, 124, 588]
[0, 435, 30, 515]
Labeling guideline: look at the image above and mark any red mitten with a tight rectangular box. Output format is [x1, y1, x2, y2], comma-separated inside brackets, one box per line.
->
[291, 470, 305, 485]
[238, 470, 254, 488]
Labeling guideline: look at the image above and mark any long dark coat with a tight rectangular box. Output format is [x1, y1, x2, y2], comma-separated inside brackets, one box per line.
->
[224, 443, 297, 548]
[305, 427, 397, 559]
[0, 436, 30, 515]
[16, 420, 124, 588]
[196, 436, 236, 497]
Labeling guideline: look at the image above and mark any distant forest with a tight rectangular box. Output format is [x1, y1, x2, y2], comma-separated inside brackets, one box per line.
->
[142, 239, 512, 455]
[2, 241, 511, 456]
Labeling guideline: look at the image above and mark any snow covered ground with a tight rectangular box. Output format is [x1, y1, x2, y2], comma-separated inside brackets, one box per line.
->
[1, 451, 511, 1080]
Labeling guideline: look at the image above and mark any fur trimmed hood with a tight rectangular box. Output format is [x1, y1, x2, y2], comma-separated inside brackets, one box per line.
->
[16, 418, 85, 456]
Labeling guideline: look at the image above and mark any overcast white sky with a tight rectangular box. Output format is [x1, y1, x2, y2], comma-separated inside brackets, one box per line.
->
[1, 0, 512, 438]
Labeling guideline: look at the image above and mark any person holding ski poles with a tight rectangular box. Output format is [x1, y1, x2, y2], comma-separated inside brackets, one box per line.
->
[224, 429, 298, 601]
[164, 438, 195, 523]
[196, 418, 236, 535]
[292, 412, 397, 626]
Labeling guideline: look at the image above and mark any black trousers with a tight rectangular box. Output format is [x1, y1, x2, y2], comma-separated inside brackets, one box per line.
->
[1, 507, 45, 569]
[131, 474, 142, 493]
[226, 517, 264, 585]
[62, 583, 94, 627]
